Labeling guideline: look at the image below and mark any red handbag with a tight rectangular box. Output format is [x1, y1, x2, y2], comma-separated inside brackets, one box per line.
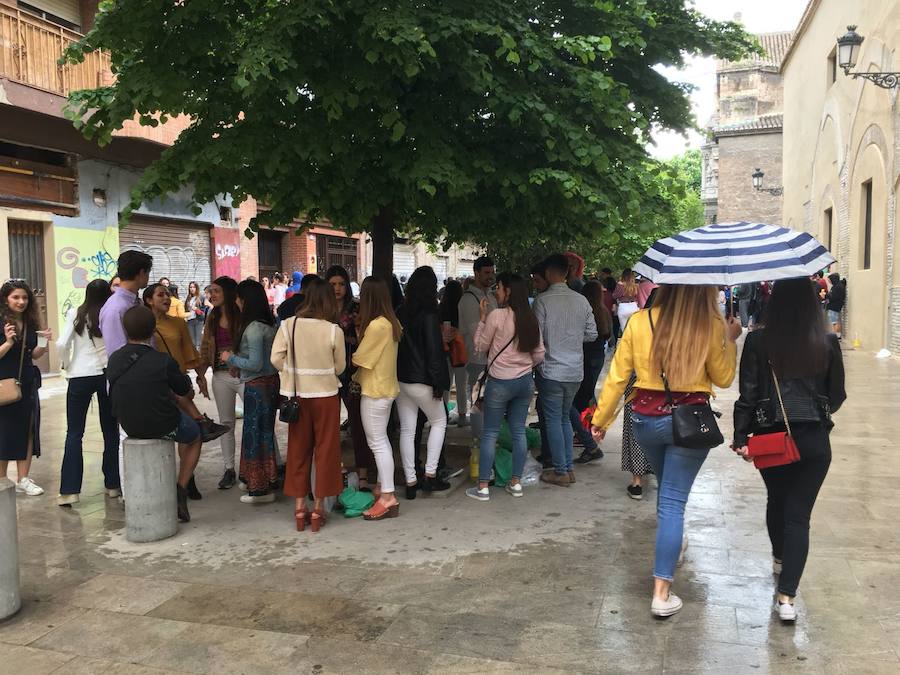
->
[445, 334, 468, 368]
[747, 368, 801, 470]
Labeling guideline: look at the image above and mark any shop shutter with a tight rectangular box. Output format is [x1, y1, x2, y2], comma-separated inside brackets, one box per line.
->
[392, 246, 416, 281]
[120, 217, 213, 294]
[457, 260, 474, 280]
[433, 256, 448, 283]
[21, 1, 82, 28]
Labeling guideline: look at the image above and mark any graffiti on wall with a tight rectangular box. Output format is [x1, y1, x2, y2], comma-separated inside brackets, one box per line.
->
[54, 226, 120, 320]
[121, 230, 212, 295]
[212, 227, 241, 280]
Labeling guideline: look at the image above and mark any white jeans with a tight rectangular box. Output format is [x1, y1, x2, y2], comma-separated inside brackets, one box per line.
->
[360, 395, 396, 493]
[211, 371, 245, 471]
[397, 382, 448, 483]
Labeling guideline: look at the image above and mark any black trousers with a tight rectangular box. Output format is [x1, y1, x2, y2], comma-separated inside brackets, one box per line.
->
[759, 422, 831, 597]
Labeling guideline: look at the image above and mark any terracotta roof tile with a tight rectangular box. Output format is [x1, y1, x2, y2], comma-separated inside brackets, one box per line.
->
[714, 113, 784, 136]
[718, 31, 795, 71]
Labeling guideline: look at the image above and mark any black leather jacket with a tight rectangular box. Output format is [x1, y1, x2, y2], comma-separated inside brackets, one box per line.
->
[733, 330, 846, 446]
[397, 306, 450, 393]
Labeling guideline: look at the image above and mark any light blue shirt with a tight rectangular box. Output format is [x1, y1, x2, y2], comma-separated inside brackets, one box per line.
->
[226, 321, 277, 382]
[533, 283, 598, 382]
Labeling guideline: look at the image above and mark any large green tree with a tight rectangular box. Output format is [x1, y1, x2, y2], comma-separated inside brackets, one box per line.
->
[581, 148, 705, 273]
[65, 1, 752, 276]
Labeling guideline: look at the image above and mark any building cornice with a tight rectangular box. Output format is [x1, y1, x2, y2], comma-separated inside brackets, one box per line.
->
[780, 0, 822, 72]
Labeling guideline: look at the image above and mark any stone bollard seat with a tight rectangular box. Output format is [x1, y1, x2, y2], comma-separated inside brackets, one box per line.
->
[123, 437, 178, 543]
[0, 478, 21, 620]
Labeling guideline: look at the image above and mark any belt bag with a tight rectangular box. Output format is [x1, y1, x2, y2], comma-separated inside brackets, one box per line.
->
[747, 367, 800, 469]
[648, 312, 723, 450]
[0, 325, 27, 407]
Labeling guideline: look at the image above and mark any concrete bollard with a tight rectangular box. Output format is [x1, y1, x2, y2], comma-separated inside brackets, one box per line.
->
[123, 438, 178, 543]
[0, 478, 21, 620]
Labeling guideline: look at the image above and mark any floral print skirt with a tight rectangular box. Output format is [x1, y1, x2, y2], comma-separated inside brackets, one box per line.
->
[240, 374, 280, 494]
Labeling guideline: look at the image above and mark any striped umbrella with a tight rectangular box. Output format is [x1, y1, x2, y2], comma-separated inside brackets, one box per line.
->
[634, 222, 835, 286]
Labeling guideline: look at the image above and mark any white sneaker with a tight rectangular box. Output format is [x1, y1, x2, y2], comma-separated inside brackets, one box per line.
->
[651, 592, 683, 617]
[16, 477, 44, 496]
[775, 599, 796, 622]
[57, 493, 79, 506]
[466, 486, 490, 501]
[240, 493, 275, 504]
[505, 483, 523, 498]
[105, 488, 121, 498]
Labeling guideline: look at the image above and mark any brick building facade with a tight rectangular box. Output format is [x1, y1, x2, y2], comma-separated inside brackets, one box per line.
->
[702, 31, 793, 225]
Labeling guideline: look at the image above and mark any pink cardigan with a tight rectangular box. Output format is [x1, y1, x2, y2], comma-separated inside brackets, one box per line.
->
[473, 307, 545, 380]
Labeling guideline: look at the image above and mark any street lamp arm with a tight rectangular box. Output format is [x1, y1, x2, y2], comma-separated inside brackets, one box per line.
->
[845, 69, 900, 90]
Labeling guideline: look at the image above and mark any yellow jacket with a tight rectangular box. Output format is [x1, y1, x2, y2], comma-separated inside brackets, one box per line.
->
[592, 307, 737, 430]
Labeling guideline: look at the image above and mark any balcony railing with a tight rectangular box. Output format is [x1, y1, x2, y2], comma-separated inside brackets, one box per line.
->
[0, 5, 110, 97]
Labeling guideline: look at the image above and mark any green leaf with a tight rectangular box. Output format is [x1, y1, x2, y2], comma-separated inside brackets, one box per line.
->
[391, 121, 406, 142]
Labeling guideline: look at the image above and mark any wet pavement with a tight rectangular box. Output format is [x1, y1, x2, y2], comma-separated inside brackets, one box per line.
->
[2, 344, 899, 673]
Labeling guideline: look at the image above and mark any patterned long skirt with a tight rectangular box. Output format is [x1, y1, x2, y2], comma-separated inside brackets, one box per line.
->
[621, 375, 653, 477]
[239, 374, 280, 494]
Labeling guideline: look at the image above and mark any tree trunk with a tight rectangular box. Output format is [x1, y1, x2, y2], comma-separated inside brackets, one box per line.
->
[371, 206, 394, 280]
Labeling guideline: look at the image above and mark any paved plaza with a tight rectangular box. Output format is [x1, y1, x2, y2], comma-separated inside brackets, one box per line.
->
[2, 345, 898, 674]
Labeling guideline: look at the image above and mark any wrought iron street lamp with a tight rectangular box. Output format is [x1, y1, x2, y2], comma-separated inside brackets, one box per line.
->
[837, 26, 900, 89]
[751, 168, 783, 196]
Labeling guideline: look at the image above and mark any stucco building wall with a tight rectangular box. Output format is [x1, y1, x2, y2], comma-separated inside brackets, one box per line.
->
[781, 0, 900, 352]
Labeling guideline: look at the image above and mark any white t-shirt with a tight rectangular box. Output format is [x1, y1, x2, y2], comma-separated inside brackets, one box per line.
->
[272, 283, 287, 308]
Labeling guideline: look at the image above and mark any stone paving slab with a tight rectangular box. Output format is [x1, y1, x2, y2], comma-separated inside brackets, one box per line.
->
[2, 346, 900, 672]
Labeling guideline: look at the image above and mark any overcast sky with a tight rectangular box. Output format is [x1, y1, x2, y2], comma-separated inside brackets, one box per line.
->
[649, 0, 810, 159]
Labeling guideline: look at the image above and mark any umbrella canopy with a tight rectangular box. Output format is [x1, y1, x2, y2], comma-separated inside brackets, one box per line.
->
[634, 222, 835, 286]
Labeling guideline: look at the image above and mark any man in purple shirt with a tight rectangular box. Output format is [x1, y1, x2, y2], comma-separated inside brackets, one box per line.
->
[99, 250, 153, 499]
[99, 251, 152, 355]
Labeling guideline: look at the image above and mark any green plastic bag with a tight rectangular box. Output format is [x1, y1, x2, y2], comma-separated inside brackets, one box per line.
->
[496, 420, 541, 451]
[338, 486, 375, 518]
[493, 446, 512, 488]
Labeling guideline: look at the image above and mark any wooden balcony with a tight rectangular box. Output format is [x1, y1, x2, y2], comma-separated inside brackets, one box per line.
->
[0, 5, 110, 97]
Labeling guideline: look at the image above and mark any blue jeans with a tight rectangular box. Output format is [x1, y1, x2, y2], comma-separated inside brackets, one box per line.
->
[60, 375, 120, 494]
[536, 374, 580, 474]
[632, 413, 710, 581]
[479, 373, 534, 482]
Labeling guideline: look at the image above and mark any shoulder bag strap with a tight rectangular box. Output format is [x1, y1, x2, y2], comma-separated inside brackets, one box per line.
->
[770, 366, 792, 437]
[154, 328, 173, 358]
[647, 310, 674, 406]
[16, 324, 27, 382]
[290, 318, 298, 399]
[485, 335, 515, 378]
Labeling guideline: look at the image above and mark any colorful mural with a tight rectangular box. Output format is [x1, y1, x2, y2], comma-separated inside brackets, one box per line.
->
[54, 225, 119, 320]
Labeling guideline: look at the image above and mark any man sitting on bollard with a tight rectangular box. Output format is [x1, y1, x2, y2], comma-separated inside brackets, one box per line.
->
[107, 305, 202, 523]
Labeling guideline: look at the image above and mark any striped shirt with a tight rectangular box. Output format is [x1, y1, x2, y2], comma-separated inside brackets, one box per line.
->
[533, 283, 598, 382]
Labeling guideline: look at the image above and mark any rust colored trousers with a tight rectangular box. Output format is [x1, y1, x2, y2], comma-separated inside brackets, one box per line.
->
[283, 395, 343, 499]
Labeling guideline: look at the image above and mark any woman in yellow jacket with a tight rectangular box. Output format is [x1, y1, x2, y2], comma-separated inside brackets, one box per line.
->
[591, 285, 741, 618]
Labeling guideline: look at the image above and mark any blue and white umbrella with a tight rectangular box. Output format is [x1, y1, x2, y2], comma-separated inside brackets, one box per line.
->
[634, 221, 835, 286]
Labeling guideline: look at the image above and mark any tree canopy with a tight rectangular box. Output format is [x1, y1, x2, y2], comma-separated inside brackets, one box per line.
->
[579, 148, 705, 274]
[65, 0, 752, 274]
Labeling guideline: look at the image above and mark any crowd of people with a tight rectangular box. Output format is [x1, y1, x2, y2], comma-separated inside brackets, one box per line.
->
[0, 247, 846, 621]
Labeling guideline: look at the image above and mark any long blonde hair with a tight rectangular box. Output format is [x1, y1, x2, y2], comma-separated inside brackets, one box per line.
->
[650, 285, 723, 388]
[620, 269, 638, 299]
[358, 277, 402, 342]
